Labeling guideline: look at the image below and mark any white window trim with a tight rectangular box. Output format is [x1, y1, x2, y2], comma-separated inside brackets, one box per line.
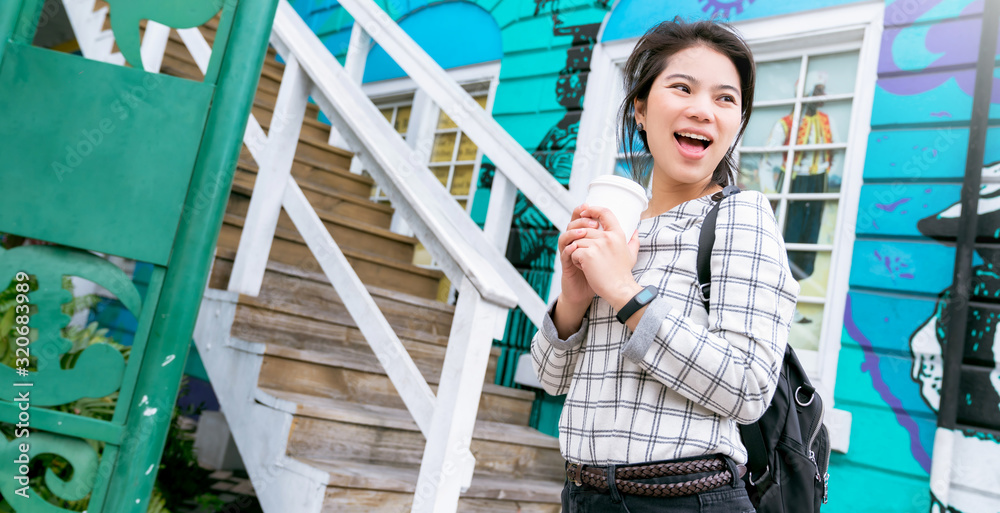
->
[573, 1, 885, 453]
[360, 61, 501, 236]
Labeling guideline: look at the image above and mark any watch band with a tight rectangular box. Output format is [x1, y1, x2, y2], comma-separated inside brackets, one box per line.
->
[615, 285, 658, 324]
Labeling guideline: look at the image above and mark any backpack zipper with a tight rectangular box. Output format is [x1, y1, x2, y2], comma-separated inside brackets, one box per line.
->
[806, 401, 828, 503]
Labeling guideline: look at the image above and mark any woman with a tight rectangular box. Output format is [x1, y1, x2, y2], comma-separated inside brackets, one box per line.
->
[531, 19, 799, 512]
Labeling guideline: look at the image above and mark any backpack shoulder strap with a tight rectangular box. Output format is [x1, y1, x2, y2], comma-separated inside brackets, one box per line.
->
[697, 185, 770, 480]
[696, 184, 741, 309]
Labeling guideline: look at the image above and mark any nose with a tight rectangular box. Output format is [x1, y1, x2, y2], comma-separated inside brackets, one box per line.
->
[684, 93, 714, 122]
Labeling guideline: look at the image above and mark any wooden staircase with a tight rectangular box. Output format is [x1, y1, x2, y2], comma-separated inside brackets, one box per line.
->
[161, 22, 566, 513]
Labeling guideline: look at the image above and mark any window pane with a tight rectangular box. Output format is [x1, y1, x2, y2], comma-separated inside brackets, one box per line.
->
[755, 58, 801, 102]
[796, 99, 851, 145]
[456, 133, 478, 162]
[787, 250, 831, 297]
[394, 105, 411, 133]
[738, 151, 789, 194]
[805, 51, 859, 97]
[430, 165, 449, 187]
[379, 107, 393, 123]
[474, 95, 488, 109]
[789, 302, 824, 351]
[743, 105, 796, 148]
[787, 149, 846, 193]
[437, 110, 457, 130]
[430, 133, 456, 162]
[784, 200, 838, 245]
[451, 164, 474, 195]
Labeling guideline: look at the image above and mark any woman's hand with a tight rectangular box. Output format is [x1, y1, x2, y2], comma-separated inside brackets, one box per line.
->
[570, 206, 642, 311]
[551, 204, 598, 338]
[558, 204, 599, 307]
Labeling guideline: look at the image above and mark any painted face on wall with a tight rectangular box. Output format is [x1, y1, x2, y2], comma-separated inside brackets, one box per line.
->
[633, 44, 742, 190]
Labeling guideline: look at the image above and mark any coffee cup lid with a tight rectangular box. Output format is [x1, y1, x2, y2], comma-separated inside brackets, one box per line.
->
[588, 175, 648, 205]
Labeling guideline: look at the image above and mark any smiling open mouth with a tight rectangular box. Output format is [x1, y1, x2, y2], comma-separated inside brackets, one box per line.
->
[674, 132, 712, 152]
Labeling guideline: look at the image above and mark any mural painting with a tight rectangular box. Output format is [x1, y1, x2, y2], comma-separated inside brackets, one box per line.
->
[838, 0, 999, 510]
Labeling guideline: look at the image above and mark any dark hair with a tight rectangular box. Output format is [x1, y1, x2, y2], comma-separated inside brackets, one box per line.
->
[618, 19, 756, 189]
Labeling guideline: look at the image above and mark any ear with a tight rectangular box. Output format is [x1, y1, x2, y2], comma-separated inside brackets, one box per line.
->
[633, 97, 646, 125]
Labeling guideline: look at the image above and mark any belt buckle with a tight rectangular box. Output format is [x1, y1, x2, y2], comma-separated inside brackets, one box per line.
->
[567, 463, 583, 486]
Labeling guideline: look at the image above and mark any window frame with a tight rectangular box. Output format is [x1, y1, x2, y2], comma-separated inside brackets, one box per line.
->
[572, 1, 885, 451]
[360, 61, 501, 235]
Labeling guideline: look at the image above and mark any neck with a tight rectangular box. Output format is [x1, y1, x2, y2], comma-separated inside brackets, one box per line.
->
[643, 167, 722, 218]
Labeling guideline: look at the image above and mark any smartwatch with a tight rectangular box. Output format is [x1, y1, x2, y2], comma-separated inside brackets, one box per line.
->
[615, 285, 658, 324]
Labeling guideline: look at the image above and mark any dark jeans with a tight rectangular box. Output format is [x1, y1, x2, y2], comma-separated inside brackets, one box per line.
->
[561, 456, 755, 513]
[785, 172, 828, 279]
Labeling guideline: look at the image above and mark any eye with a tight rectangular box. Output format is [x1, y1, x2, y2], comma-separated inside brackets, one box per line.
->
[670, 83, 690, 93]
[719, 94, 737, 104]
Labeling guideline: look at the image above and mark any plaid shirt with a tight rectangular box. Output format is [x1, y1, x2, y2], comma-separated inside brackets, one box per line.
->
[531, 190, 799, 466]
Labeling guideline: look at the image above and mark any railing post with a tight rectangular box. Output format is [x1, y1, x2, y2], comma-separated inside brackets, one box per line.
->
[328, 21, 370, 175]
[228, 54, 310, 296]
[411, 277, 509, 513]
[482, 172, 517, 254]
[139, 21, 170, 72]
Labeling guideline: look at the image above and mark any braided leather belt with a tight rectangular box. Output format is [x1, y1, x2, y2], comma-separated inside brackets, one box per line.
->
[566, 456, 743, 498]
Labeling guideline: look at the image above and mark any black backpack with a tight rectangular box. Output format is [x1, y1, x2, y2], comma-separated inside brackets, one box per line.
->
[698, 185, 831, 512]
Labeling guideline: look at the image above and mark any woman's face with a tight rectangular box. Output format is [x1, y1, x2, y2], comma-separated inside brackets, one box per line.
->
[634, 44, 742, 189]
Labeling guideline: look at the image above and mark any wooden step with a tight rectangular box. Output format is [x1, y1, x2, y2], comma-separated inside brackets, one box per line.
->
[226, 180, 414, 263]
[257, 344, 533, 426]
[237, 151, 369, 201]
[252, 100, 333, 148]
[261, 389, 564, 481]
[254, 86, 323, 125]
[215, 216, 444, 300]
[297, 458, 561, 513]
[210, 257, 453, 338]
[232, 167, 393, 229]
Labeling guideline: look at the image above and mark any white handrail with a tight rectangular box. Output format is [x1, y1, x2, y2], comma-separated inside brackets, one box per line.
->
[337, 0, 575, 232]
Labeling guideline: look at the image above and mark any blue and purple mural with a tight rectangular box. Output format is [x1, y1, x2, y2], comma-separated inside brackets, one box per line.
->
[839, 0, 1000, 510]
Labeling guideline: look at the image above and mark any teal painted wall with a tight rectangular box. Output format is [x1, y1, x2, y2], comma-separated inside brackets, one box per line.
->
[837, 0, 1000, 511]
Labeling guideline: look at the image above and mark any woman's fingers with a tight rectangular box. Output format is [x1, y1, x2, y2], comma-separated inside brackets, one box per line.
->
[580, 206, 624, 237]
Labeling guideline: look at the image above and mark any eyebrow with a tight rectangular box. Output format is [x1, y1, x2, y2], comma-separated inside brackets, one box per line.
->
[664, 73, 741, 98]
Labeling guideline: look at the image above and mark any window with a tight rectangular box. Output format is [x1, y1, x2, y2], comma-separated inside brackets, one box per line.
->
[360, 63, 499, 274]
[425, 92, 489, 212]
[736, 48, 860, 361]
[369, 97, 413, 202]
[572, 3, 883, 425]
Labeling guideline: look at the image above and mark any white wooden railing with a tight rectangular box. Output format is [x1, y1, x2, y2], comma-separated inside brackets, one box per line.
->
[62, 1, 573, 511]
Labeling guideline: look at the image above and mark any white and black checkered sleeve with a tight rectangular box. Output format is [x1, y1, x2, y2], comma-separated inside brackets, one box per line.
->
[621, 191, 799, 423]
[531, 299, 591, 396]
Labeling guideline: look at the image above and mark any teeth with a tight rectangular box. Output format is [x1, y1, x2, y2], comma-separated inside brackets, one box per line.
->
[676, 132, 711, 142]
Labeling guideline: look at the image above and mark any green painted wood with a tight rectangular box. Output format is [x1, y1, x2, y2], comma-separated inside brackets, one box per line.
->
[110, 265, 166, 427]
[11, 0, 44, 44]
[100, 0, 281, 508]
[106, 0, 225, 70]
[0, 246, 138, 406]
[0, 43, 214, 266]
[0, 401, 123, 445]
[0, 432, 100, 512]
[1, 0, 277, 509]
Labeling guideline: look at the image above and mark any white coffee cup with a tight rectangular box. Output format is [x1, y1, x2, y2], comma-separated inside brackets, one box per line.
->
[585, 175, 649, 243]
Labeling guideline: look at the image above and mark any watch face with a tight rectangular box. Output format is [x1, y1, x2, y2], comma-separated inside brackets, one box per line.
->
[637, 287, 656, 303]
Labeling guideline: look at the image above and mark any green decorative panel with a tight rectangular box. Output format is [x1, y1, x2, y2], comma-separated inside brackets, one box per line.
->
[0, 246, 138, 406]
[0, 432, 101, 511]
[105, 0, 225, 70]
[0, 42, 214, 265]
